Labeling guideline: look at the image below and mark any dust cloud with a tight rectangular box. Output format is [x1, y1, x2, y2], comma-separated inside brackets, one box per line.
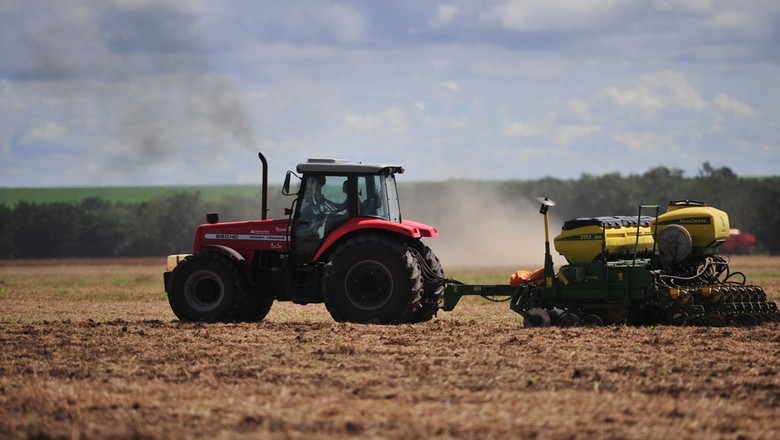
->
[400, 182, 567, 270]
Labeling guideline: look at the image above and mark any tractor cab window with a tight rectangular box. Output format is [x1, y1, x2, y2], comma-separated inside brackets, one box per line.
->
[294, 174, 350, 259]
[384, 174, 401, 222]
[357, 174, 401, 223]
[299, 175, 349, 219]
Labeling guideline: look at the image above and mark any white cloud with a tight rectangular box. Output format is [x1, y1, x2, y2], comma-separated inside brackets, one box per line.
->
[22, 122, 69, 142]
[703, 4, 780, 40]
[344, 108, 408, 136]
[567, 98, 592, 122]
[611, 131, 659, 154]
[427, 4, 460, 29]
[602, 71, 765, 128]
[484, 0, 626, 32]
[554, 124, 602, 147]
[112, 0, 207, 13]
[602, 71, 707, 115]
[440, 80, 460, 92]
[654, 72, 708, 111]
[713, 93, 760, 117]
[278, 2, 367, 44]
[503, 121, 545, 137]
[603, 85, 664, 114]
[502, 119, 601, 148]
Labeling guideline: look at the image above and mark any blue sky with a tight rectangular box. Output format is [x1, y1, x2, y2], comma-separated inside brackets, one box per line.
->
[1, 0, 779, 187]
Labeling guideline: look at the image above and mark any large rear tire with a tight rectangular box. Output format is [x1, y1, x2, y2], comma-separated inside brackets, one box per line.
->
[168, 253, 258, 322]
[410, 244, 445, 323]
[323, 235, 422, 324]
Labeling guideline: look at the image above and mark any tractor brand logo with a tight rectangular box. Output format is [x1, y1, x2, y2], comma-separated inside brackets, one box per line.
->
[250, 229, 270, 235]
[205, 233, 286, 241]
[673, 217, 711, 225]
[213, 233, 239, 240]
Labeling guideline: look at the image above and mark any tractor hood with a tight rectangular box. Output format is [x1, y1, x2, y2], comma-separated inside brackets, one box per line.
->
[193, 218, 291, 259]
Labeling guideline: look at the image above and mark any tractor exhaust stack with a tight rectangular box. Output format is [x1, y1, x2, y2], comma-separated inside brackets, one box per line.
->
[258, 152, 268, 220]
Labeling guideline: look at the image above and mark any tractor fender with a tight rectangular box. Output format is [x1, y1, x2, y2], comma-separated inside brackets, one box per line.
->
[312, 217, 434, 262]
[202, 243, 246, 263]
[199, 244, 255, 285]
[401, 219, 438, 238]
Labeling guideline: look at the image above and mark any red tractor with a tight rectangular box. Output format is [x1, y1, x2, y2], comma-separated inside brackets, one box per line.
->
[163, 153, 446, 324]
[721, 229, 757, 255]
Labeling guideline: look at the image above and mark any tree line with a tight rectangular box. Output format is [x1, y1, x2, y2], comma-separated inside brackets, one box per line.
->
[0, 192, 282, 259]
[0, 163, 778, 259]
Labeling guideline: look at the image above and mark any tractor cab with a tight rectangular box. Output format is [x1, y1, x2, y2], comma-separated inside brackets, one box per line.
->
[285, 158, 404, 260]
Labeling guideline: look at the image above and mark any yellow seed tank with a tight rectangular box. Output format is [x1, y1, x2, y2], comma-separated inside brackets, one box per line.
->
[653, 201, 730, 252]
[554, 216, 655, 264]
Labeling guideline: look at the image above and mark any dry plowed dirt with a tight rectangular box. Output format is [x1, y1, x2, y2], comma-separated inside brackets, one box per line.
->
[1, 258, 779, 439]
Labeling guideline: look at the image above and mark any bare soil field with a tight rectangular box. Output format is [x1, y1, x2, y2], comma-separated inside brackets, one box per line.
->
[1, 257, 779, 439]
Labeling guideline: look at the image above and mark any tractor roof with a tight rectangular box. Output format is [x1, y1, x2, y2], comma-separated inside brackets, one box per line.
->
[297, 158, 404, 175]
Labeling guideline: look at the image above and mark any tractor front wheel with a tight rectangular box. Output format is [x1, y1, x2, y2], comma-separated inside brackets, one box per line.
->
[168, 252, 251, 322]
[323, 235, 422, 324]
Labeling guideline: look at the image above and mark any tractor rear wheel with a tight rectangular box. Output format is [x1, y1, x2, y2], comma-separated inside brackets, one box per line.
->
[410, 244, 445, 323]
[168, 252, 253, 322]
[323, 235, 422, 324]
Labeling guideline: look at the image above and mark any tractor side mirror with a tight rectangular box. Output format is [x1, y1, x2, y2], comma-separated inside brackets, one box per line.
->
[283, 172, 290, 194]
[282, 171, 299, 195]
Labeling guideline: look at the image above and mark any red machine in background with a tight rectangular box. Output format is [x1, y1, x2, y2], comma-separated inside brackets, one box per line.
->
[721, 229, 757, 255]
